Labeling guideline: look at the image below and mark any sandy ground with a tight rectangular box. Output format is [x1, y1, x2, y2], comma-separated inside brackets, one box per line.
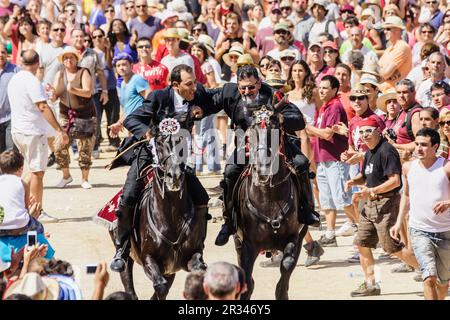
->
[38, 141, 445, 301]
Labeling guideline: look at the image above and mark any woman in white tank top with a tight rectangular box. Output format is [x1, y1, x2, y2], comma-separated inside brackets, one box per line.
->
[286, 60, 320, 125]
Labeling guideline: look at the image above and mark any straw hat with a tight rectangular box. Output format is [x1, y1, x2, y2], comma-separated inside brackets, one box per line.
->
[279, 49, 296, 59]
[361, 59, 380, 79]
[177, 28, 195, 44]
[197, 34, 215, 55]
[383, 4, 400, 16]
[223, 44, 244, 67]
[361, 8, 375, 19]
[381, 15, 405, 30]
[349, 84, 369, 97]
[163, 28, 181, 39]
[3, 272, 59, 300]
[265, 73, 286, 89]
[376, 89, 397, 113]
[237, 54, 255, 67]
[360, 74, 380, 89]
[361, 0, 381, 10]
[57, 46, 80, 63]
[148, 0, 164, 11]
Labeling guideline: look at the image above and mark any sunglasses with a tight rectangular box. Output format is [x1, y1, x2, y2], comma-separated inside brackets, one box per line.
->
[421, 30, 434, 34]
[440, 120, 450, 126]
[426, 0, 437, 4]
[92, 34, 104, 39]
[349, 95, 366, 102]
[84, 38, 92, 42]
[275, 30, 288, 35]
[324, 49, 336, 54]
[341, 10, 353, 14]
[135, 5, 147, 8]
[193, 29, 204, 33]
[268, 0, 279, 4]
[52, 28, 66, 32]
[281, 56, 295, 61]
[105, 9, 115, 13]
[239, 84, 257, 91]
[260, 63, 269, 69]
[281, 7, 291, 11]
[358, 128, 376, 136]
[137, 44, 151, 49]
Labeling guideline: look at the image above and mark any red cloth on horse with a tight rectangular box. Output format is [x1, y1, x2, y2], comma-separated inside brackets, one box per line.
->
[94, 171, 154, 230]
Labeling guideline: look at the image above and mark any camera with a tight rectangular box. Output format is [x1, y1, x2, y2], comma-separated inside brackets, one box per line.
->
[85, 264, 98, 274]
[27, 231, 37, 249]
[385, 128, 397, 142]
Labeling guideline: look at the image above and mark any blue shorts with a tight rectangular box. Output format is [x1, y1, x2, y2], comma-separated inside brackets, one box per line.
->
[316, 161, 352, 210]
[410, 228, 450, 284]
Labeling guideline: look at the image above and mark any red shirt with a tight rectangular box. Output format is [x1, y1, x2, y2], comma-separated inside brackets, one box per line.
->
[152, 45, 207, 85]
[348, 110, 386, 152]
[133, 61, 169, 91]
[313, 96, 349, 163]
[392, 105, 422, 144]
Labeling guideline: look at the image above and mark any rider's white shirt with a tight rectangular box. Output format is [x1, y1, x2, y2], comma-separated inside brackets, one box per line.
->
[173, 90, 189, 113]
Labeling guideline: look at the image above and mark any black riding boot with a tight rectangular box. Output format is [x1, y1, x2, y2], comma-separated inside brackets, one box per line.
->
[110, 204, 135, 272]
[215, 180, 235, 246]
[297, 171, 320, 227]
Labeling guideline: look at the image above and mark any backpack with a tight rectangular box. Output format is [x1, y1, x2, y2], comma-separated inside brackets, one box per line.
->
[404, 103, 422, 140]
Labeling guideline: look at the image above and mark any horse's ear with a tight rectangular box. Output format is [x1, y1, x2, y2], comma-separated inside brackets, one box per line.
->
[272, 92, 288, 111]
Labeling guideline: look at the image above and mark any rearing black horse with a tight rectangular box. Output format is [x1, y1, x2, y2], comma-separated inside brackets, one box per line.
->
[112, 129, 207, 300]
[233, 106, 308, 300]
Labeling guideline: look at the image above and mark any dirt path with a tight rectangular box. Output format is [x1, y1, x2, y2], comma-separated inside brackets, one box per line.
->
[41, 150, 435, 300]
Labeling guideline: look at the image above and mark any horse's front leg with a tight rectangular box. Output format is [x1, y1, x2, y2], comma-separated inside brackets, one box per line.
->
[119, 258, 138, 300]
[238, 241, 258, 300]
[276, 226, 308, 300]
[142, 254, 169, 300]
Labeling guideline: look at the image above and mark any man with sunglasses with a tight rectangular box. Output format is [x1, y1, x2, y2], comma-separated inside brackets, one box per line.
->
[209, 65, 319, 246]
[333, 85, 385, 241]
[267, 22, 301, 62]
[345, 117, 419, 297]
[129, 0, 162, 40]
[420, 0, 444, 31]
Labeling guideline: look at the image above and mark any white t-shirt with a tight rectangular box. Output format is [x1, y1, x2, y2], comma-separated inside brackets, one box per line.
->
[408, 158, 450, 233]
[0, 174, 30, 230]
[160, 53, 195, 75]
[308, 19, 339, 45]
[8, 70, 51, 136]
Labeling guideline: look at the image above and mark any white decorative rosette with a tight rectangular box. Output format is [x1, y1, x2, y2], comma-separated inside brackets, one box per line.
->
[158, 118, 181, 135]
[253, 106, 274, 124]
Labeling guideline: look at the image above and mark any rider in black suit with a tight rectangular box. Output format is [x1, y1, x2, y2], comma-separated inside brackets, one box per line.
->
[207, 65, 320, 246]
[110, 64, 213, 272]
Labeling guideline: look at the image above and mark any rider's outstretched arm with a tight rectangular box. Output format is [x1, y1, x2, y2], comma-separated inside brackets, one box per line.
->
[124, 92, 159, 139]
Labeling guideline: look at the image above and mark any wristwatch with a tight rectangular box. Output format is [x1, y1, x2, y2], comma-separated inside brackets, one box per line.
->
[369, 188, 376, 198]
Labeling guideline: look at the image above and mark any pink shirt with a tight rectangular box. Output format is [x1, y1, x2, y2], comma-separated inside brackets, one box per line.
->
[313, 96, 349, 163]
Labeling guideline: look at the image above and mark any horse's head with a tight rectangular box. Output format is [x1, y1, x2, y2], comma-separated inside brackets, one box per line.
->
[248, 105, 283, 183]
[153, 118, 188, 192]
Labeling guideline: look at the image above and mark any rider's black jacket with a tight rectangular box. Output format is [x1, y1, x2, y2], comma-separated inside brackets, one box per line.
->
[206, 82, 305, 134]
[124, 82, 215, 138]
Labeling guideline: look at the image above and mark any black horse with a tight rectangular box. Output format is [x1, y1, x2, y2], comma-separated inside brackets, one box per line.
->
[233, 106, 308, 300]
[111, 128, 207, 300]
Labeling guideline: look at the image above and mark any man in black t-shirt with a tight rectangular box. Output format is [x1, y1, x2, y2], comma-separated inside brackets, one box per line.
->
[344, 117, 419, 297]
